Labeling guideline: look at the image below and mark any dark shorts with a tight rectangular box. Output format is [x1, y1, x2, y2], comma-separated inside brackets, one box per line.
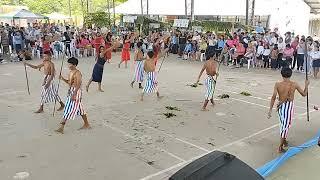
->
[313, 59, 320, 67]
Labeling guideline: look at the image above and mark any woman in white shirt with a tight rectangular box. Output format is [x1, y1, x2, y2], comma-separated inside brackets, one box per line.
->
[256, 41, 264, 68]
[277, 37, 285, 67]
[311, 45, 320, 78]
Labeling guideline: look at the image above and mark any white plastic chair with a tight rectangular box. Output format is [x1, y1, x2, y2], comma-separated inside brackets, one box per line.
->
[200, 52, 206, 62]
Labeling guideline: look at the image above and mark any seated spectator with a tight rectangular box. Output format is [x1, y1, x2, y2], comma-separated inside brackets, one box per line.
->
[183, 40, 193, 60]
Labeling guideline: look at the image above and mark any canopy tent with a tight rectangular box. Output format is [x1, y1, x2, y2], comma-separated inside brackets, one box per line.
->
[47, 12, 71, 20]
[113, 0, 274, 16]
[0, 9, 48, 19]
[114, 0, 310, 35]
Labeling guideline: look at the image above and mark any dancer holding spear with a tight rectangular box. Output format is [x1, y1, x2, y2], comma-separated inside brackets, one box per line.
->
[24, 51, 64, 113]
[267, 67, 309, 153]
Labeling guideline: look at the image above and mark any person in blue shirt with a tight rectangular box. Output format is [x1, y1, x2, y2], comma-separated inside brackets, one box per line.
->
[255, 21, 265, 34]
[183, 40, 193, 60]
[170, 32, 178, 54]
[13, 31, 23, 54]
[215, 35, 225, 57]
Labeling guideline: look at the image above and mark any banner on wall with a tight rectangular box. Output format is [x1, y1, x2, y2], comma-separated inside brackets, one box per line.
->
[173, 19, 189, 28]
[123, 15, 137, 23]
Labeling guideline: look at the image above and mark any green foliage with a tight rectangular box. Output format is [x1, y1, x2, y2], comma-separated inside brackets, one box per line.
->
[192, 20, 233, 32]
[136, 16, 167, 35]
[84, 12, 111, 28]
[24, 0, 63, 14]
[1, 0, 127, 17]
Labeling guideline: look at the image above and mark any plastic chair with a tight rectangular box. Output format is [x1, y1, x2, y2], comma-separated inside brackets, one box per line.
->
[200, 52, 206, 62]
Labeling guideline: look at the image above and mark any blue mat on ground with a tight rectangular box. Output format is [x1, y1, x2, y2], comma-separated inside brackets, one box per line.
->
[256, 132, 320, 178]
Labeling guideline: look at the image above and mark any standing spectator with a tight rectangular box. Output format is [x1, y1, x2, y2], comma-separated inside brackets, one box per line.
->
[291, 36, 299, 69]
[284, 32, 292, 44]
[13, 31, 23, 54]
[170, 32, 178, 54]
[283, 44, 294, 68]
[256, 41, 264, 68]
[277, 37, 286, 68]
[311, 45, 320, 78]
[62, 32, 71, 56]
[263, 44, 271, 68]
[178, 32, 186, 58]
[0, 30, 9, 59]
[255, 21, 265, 34]
[270, 45, 279, 69]
[296, 39, 306, 72]
[216, 35, 225, 57]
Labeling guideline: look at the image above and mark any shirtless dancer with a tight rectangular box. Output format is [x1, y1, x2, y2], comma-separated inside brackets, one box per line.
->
[141, 48, 168, 101]
[55, 57, 91, 134]
[268, 67, 309, 153]
[24, 51, 64, 113]
[131, 41, 144, 89]
[196, 52, 219, 111]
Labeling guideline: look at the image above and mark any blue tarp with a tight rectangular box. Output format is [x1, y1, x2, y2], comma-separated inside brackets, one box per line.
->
[256, 132, 320, 178]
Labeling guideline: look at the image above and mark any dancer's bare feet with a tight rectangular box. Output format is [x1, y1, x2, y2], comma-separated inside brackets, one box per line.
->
[284, 140, 289, 147]
[130, 82, 134, 88]
[98, 89, 104, 92]
[201, 108, 209, 111]
[55, 127, 64, 134]
[34, 109, 44, 113]
[78, 124, 91, 130]
[157, 96, 164, 100]
[278, 146, 286, 153]
[210, 99, 215, 106]
[57, 103, 65, 111]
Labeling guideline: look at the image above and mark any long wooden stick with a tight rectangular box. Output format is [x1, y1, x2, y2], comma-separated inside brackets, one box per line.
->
[157, 55, 166, 73]
[212, 54, 224, 96]
[305, 42, 310, 122]
[24, 63, 30, 95]
[52, 53, 65, 117]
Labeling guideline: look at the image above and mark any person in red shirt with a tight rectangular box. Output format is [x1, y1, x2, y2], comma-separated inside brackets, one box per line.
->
[93, 32, 105, 57]
[119, 33, 136, 68]
[235, 42, 245, 67]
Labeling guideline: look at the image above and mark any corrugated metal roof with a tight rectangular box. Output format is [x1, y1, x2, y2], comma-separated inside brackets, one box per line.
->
[304, 0, 320, 13]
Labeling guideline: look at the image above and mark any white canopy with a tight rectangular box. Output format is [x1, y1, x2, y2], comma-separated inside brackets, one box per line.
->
[0, 9, 47, 19]
[114, 0, 274, 16]
[47, 12, 71, 20]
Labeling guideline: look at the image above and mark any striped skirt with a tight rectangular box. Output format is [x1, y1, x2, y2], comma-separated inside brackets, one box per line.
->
[40, 76, 61, 105]
[143, 71, 158, 94]
[63, 87, 86, 120]
[133, 61, 144, 83]
[204, 75, 216, 100]
[277, 101, 294, 138]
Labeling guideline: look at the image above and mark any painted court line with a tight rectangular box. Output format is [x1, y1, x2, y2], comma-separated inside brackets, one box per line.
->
[138, 122, 210, 153]
[140, 123, 280, 180]
[218, 84, 316, 107]
[102, 121, 185, 162]
[140, 107, 316, 180]
[217, 89, 307, 110]
[0, 90, 25, 96]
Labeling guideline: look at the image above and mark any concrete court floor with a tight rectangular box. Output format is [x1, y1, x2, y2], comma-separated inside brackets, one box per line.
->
[0, 54, 319, 180]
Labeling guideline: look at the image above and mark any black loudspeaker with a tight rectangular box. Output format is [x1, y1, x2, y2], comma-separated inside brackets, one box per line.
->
[169, 151, 264, 180]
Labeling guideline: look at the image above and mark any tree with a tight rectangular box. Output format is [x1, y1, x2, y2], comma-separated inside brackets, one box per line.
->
[24, 0, 63, 14]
